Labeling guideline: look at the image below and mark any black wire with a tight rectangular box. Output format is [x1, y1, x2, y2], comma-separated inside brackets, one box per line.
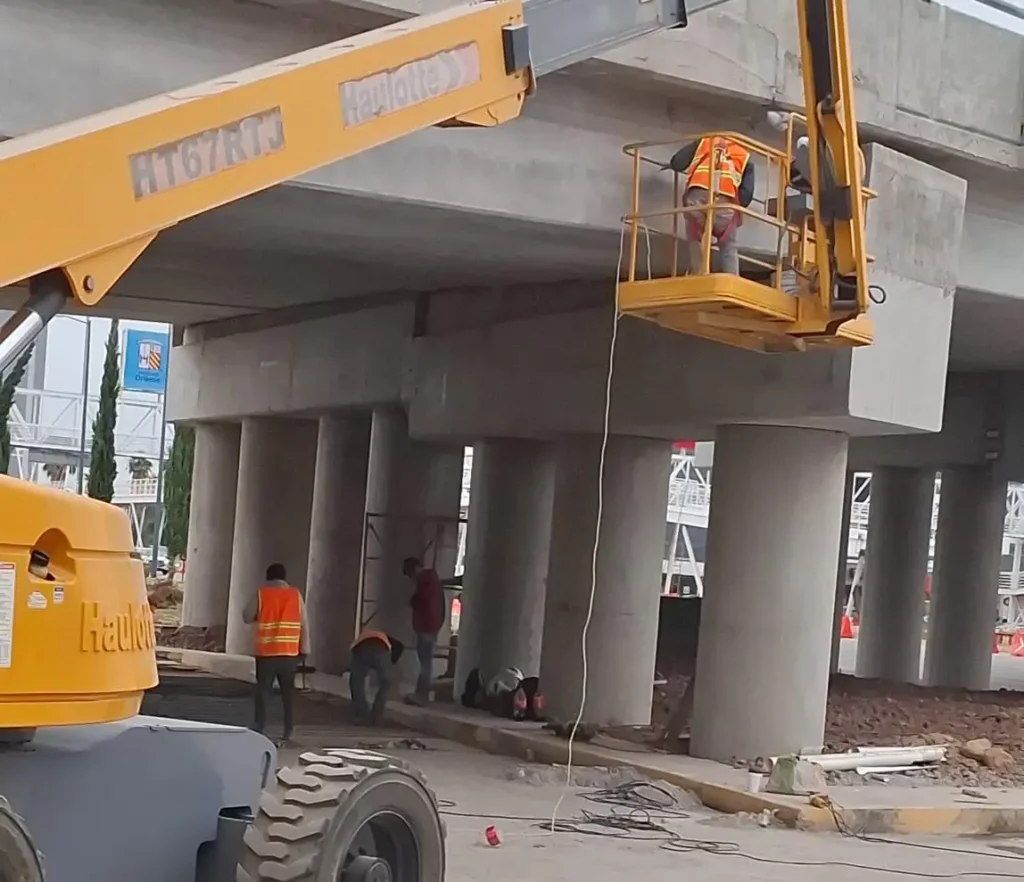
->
[438, 782, 1024, 879]
[869, 283, 888, 304]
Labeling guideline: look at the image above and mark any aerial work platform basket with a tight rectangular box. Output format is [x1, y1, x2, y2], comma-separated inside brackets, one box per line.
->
[618, 122, 875, 354]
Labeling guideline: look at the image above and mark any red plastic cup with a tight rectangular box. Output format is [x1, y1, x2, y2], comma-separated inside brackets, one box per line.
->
[484, 825, 500, 847]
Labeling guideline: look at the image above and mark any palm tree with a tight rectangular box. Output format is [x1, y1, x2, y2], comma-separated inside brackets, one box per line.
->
[43, 462, 68, 484]
[129, 457, 153, 480]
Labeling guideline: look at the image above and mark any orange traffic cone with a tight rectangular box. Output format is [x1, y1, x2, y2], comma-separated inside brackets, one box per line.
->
[840, 615, 853, 639]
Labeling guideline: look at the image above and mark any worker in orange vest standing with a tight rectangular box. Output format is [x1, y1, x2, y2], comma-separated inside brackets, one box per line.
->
[669, 136, 755, 276]
[241, 562, 310, 745]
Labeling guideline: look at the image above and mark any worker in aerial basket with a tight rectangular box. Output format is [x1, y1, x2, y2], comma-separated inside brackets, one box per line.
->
[346, 630, 406, 725]
[669, 135, 755, 276]
[242, 562, 310, 745]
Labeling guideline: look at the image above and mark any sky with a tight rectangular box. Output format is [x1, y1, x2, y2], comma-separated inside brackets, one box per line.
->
[42, 315, 169, 396]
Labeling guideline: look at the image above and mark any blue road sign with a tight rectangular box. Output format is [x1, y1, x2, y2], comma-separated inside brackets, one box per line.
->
[122, 328, 169, 393]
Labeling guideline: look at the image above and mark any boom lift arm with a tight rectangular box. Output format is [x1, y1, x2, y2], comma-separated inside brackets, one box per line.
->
[0, 0, 865, 371]
[0, 0, 691, 374]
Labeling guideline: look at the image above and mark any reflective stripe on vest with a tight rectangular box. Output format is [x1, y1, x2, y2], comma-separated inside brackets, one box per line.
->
[351, 630, 392, 652]
[685, 137, 750, 200]
[255, 585, 302, 657]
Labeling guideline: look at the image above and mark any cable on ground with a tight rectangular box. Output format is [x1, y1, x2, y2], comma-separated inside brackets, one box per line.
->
[444, 783, 1024, 879]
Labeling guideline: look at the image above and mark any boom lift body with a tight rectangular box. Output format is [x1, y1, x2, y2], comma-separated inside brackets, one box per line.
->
[0, 0, 867, 879]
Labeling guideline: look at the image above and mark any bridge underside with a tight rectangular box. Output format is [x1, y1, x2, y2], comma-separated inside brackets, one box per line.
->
[6, 0, 1024, 765]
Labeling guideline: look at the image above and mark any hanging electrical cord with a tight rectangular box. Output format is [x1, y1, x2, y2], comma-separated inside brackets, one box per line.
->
[548, 221, 653, 833]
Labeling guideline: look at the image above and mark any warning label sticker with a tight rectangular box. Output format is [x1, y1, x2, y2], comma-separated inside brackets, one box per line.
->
[0, 563, 15, 668]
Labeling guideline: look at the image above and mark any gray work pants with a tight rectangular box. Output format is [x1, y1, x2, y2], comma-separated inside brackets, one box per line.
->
[350, 640, 392, 724]
[683, 187, 740, 275]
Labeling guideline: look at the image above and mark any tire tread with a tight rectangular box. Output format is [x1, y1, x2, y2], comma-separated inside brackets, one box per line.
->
[236, 749, 440, 882]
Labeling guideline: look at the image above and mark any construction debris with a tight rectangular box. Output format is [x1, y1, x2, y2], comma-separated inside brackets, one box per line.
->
[807, 745, 946, 773]
[765, 756, 828, 796]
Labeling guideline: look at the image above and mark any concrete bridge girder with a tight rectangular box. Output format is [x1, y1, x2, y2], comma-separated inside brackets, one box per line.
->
[167, 143, 966, 442]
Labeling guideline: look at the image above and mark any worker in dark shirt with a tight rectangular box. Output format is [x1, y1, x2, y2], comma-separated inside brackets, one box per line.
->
[669, 136, 755, 275]
[347, 630, 405, 725]
[402, 556, 445, 706]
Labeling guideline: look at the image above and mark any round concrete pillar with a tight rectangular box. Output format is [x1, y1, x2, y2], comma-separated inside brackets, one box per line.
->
[539, 435, 671, 727]
[855, 467, 934, 683]
[181, 422, 241, 630]
[361, 408, 463, 685]
[691, 425, 848, 762]
[830, 472, 854, 674]
[225, 417, 318, 655]
[455, 439, 555, 690]
[924, 467, 1006, 690]
[305, 413, 372, 674]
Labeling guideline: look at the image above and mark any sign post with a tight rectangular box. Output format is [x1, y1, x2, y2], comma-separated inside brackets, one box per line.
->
[122, 328, 171, 576]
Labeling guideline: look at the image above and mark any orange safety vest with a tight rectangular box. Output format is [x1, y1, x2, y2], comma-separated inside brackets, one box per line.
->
[685, 137, 751, 200]
[255, 585, 302, 657]
[351, 630, 391, 652]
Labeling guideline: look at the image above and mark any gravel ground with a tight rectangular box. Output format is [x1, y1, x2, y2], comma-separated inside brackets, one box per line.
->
[824, 674, 1024, 787]
[644, 678, 1024, 789]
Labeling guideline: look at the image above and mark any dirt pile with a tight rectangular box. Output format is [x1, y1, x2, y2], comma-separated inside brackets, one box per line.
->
[825, 674, 1024, 787]
[146, 578, 183, 609]
[156, 624, 226, 652]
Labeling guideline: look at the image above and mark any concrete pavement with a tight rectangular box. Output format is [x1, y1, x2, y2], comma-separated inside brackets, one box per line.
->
[839, 638, 1024, 691]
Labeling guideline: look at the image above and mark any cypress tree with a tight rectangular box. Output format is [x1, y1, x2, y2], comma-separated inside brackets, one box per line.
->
[0, 345, 34, 475]
[162, 424, 195, 563]
[87, 320, 120, 501]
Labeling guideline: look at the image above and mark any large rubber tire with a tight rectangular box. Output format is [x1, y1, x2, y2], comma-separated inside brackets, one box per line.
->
[0, 796, 45, 882]
[237, 749, 445, 882]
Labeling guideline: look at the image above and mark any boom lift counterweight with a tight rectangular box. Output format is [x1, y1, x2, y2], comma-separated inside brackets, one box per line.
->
[0, 1, 870, 879]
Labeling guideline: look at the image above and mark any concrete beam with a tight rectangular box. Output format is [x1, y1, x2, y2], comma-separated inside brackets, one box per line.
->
[848, 371, 1024, 484]
[167, 302, 415, 421]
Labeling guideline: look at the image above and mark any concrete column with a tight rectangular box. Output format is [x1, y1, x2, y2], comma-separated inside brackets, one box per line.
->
[455, 440, 555, 690]
[691, 425, 848, 762]
[539, 435, 671, 727]
[225, 417, 318, 655]
[305, 413, 372, 674]
[829, 472, 855, 674]
[181, 422, 241, 630]
[361, 407, 463, 645]
[924, 467, 1006, 690]
[855, 467, 934, 683]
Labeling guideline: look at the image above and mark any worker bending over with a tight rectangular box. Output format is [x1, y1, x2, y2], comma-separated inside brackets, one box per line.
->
[348, 630, 405, 725]
[669, 136, 754, 275]
[242, 563, 310, 745]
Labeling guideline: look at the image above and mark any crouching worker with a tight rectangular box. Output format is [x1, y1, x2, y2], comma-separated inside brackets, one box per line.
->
[348, 630, 405, 725]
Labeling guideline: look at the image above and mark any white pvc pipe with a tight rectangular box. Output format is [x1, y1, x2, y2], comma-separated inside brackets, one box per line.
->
[806, 746, 945, 771]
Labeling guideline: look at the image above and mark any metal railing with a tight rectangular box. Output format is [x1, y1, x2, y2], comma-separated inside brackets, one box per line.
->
[7, 387, 169, 459]
[623, 130, 796, 287]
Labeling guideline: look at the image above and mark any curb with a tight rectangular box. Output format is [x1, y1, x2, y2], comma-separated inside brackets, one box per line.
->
[158, 647, 1024, 835]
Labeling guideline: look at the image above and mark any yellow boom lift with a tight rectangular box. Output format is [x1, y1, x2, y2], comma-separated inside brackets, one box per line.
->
[0, 0, 868, 879]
